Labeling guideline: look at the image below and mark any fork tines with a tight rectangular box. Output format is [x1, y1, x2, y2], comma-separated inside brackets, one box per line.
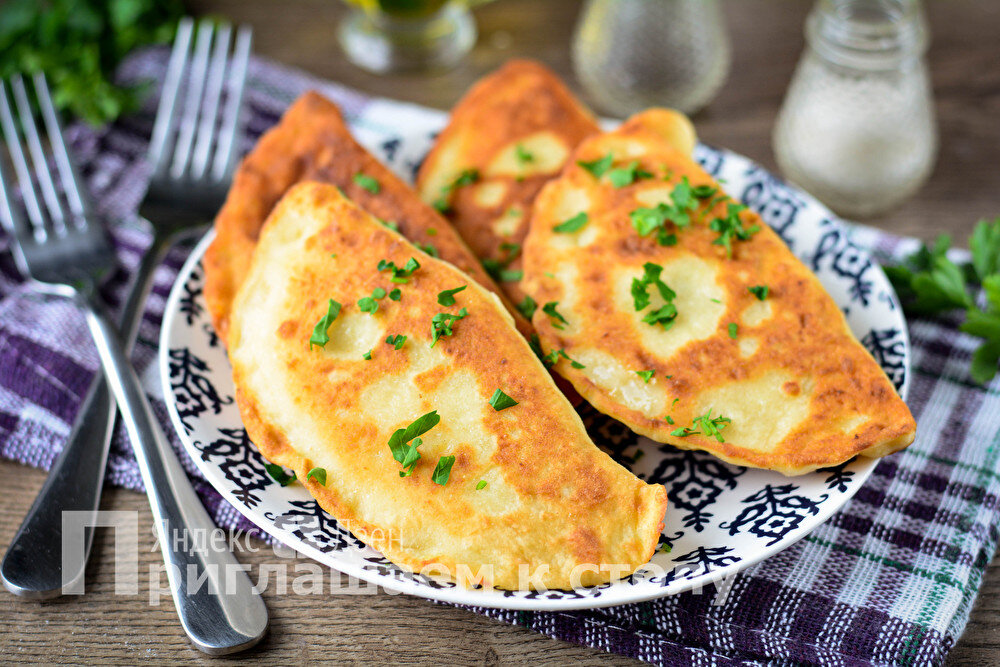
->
[149, 17, 253, 185]
[0, 72, 88, 246]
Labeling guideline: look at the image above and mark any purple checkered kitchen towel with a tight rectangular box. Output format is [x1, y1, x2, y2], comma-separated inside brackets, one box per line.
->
[1, 49, 997, 666]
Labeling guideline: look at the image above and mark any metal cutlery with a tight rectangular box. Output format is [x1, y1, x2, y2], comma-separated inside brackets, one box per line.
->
[0, 24, 265, 655]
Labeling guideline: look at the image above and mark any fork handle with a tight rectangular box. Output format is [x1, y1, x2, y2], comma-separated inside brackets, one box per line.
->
[78, 289, 268, 655]
[0, 240, 163, 599]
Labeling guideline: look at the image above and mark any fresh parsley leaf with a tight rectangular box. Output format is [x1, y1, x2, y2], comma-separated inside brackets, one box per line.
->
[665, 415, 675, 425]
[438, 285, 467, 306]
[372, 287, 387, 299]
[709, 203, 760, 258]
[971, 218, 1000, 282]
[670, 408, 731, 443]
[357, 296, 378, 313]
[386, 334, 407, 350]
[309, 299, 342, 349]
[433, 168, 480, 213]
[577, 153, 613, 178]
[432, 455, 456, 485]
[430, 308, 468, 347]
[387, 411, 440, 468]
[264, 463, 296, 486]
[608, 161, 653, 188]
[636, 370, 655, 383]
[542, 301, 568, 329]
[363, 349, 372, 360]
[971, 340, 1000, 385]
[378, 257, 421, 284]
[517, 295, 538, 320]
[398, 438, 423, 477]
[728, 322, 738, 339]
[353, 172, 380, 194]
[482, 242, 522, 282]
[427, 228, 438, 236]
[529, 334, 585, 369]
[488, 389, 518, 411]
[306, 467, 327, 485]
[553, 212, 589, 234]
[515, 144, 534, 164]
[378, 218, 399, 231]
[475, 480, 487, 490]
[418, 243, 439, 258]
[748, 285, 769, 301]
[389, 288, 402, 301]
[631, 263, 679, 329]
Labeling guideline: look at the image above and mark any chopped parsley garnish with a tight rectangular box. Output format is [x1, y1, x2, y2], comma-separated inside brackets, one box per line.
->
[437, 285, 467, 306]
[728, 323, 738, 339]
[475, 480, 487, 490]
[378, 218, 399, 231]
[710, 203, 760, 257]
[427, 228, 437, 236]
[430, 307, 468, 347]
[378, 257, 421, 283]
[386, 334, 407, 350]
[418, 243, 439, 258]
[432, 455, 456, 486]
[515, 144, 534, 164]
[665, 415, 675, 425]
[264, 463, 296, 486]
[389, 288, 402, 301]
[636, 370, 655, 383]
[748, 285, 770, 301]
[542, 301, 568, 330]
[353, 172, 380, 194]
[530, 334, 585, 369]
[388, 411, 440, 477]
[577, 152, 613, 178]
[432, 168, 480, 213]
[671, 408, 731, 442]
[553, 212, 589, 234]
[372, 287, 387, 299]
[357, 296, 379, 313]
[608, 161, 653, 188]
[482, 242, 522, 282]
[488, 389, 518, 411]
[306, 467, 327, 485]
[517, 295, 538, 320]
[631, 263, 679, 329]
[363, 349, 372, 360]
[309, 299, 342, 350]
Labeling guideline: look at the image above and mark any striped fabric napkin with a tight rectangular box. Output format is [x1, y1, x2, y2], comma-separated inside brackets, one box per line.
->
[1, 49, 996, 666]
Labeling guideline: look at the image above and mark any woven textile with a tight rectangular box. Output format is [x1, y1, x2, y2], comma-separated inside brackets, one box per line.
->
[0, 49, 996, 666]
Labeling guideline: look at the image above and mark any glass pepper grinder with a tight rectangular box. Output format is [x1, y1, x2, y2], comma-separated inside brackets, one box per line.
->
[773, 0, 937, 218]
[572, 0, 731, 117]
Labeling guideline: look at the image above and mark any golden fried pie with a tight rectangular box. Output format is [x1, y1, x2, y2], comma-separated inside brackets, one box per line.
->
[522, 109, 917, 475]
[228, 182, 668, 589]
[416, 60, 600, 306]
[204, 90, 523, 345]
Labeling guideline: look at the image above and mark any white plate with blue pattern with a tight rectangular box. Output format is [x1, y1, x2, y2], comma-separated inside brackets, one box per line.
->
[159, 126, 910, 611]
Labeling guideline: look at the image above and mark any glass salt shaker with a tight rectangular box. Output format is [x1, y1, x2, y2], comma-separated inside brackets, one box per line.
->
[773, 0, 937, 218]
[572, 0, 731, 117]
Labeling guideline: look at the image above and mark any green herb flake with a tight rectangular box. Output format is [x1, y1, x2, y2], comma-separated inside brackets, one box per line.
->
[577, 152, 614, 178]
[488, 389, 518, 411]
[432, 455, 456, 486]
[372, 287, 387, 299]
[475, 480, 488, 490]
[433, 168, 481, 213]
[553, 212, 589, 234]
[515, 144, 534, 164]
[378, 218, 399, 231]
[353, 172, 381, 194]
[430, 307, 469, 347]
[378, 257, 421, 284]
[386, 334, 407, 350]
[438, 285, 467, 306]
[709, 203, 760, 258]
[482, 242, 522, 282]
[728, 322, 738, 339]
[665, 416, 675, 425]
[363, 349, 372, 360]
[387, 411, 441, 476]
[389, 288, 402, 301]
[542, 301, 569, 330]
[608, 161, 653, 188]
[517, 295, 538, 320]
[309, 299, 343, 350]
[636, 370, 655, 383]
[631, 263, 679, 330]
[748, 285, 769, 301]
[264, 463, 296, 486]
[306, 467, 327, 485]
[530, 334, 586, 370]
[357, 296, 379, 313]
[670, 408, 732, 443]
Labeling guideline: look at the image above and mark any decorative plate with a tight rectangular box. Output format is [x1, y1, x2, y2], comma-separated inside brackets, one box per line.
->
[159, 123, 910, 611]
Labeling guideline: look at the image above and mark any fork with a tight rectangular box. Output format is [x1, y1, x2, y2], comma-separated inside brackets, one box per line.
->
[0, 71, 266, 657]
[1, 17, 253, 607]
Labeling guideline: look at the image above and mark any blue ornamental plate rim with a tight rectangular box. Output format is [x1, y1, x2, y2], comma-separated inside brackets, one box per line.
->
[158, 138, 910, 611]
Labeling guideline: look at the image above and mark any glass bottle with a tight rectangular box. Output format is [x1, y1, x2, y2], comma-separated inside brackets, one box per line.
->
[572, 0, 731, 117]
[773, 0, 937, 218]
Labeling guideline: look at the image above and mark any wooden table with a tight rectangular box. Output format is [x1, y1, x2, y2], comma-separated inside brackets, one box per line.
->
[1, 0, 998, 663]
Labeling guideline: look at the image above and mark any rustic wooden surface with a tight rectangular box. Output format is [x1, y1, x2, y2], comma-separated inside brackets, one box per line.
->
[2, 0, 998, 664]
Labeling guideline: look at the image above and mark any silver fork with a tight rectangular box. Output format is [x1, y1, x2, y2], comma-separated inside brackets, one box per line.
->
[0, 71, 265, 657]
[1, 17, 253, 606]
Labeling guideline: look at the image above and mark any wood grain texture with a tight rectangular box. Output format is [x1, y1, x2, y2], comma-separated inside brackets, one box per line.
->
[2, 0, 998, 663]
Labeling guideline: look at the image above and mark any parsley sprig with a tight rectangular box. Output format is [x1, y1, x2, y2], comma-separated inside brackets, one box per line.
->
[629, 177, 715, 246]
[631, 263, 679, 329]
[671, 408, 732, 442]
[885, 218, 1000, 383]
[529, 334, 585, 369]
[388, 411, 440, 477]
[709, 203, 760, 258]
[378, 257, 421, 284]
[309, 299, 342, 349]
[430, 308, 468, 347]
